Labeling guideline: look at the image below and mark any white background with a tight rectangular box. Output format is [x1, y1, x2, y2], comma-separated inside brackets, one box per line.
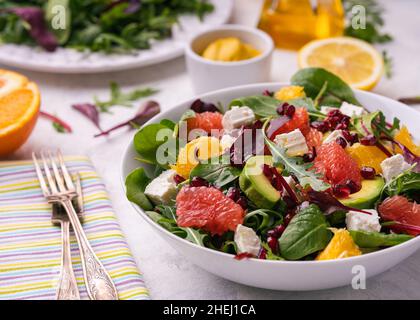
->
[2, 0, 420, 299]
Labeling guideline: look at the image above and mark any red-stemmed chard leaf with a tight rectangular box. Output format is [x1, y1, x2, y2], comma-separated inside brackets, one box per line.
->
[7, 7, 58, 52]
[39, 111, 72, 133]
[384, 221, 420, 236]
[72, 103, 101, 130]
[94, 100, 160, 138]
[307, 190, 372, 215]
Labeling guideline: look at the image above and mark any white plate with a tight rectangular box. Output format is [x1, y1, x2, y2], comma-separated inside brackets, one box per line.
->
[0, 0, 232, 74]
[121, 83, 420, 291]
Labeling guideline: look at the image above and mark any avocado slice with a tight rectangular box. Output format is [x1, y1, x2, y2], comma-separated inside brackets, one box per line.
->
[239, 155, 281, 209]
[339, 177, 385, 209]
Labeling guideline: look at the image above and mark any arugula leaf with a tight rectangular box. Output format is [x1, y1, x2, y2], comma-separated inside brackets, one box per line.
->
[125, 167, 153, 211]
[352, 111, 380, 136]
[261, 242, 284, 260]
[190, 156, 241, 188]
[349, 230, 413, 248]
[382, 172, 420, 200]
[147, 205, 209, 246]
[95, 82, 158, 112]
[291, 68, 361, 107]
[263, 119, 330, 191]
[279, 204, 332, 260]
[244, 209, 284, 233]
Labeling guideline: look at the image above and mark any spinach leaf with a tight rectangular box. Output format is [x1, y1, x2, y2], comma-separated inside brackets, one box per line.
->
[279, 204, 332, 260]
[349, 230, 413, 248]
[190, 156, 241, 188]
[382, 172, 420, 200]
[147, 205, 209, 246]
[229, 95, 280, 117]
[291, 68, 361, 107]
[263, 120, 330, 191]
[125, 167, 153, 211]
[134, 123, 177, 166]
[229, 95, 322, 118]
[244, 209, 283, 233]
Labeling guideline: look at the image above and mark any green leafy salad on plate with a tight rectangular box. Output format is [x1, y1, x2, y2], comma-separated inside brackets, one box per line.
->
[125, 68, 420, 262]
[0, 0, 214, 53]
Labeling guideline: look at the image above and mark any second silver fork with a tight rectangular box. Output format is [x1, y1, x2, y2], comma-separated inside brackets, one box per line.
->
[52, 174, 83, 300]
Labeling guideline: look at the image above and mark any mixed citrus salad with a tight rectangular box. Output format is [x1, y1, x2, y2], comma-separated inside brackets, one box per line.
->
[126, 68, 420, 261]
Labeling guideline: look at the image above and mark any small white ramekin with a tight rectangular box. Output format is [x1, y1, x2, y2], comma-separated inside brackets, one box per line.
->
[185, 24, 274, 94]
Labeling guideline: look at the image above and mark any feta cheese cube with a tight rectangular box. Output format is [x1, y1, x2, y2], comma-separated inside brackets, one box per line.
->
[320, 106, 337, 115]
[323, 129, 348, 146]
[222, 106, 255, 130]
[339, 102, 365, 117]
[220, 134, 236, 151]
[144, 169, 178, 205]
[346, 209, 381, 233]
[380, 154, 412, 182]
[234, 224, 261, 257]
[274, 129, 309, 156]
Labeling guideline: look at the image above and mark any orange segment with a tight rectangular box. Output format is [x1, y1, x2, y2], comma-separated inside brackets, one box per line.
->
[0, 70, 40, 156]
[316, 228, 361, 261]
[346, 143, 388, 173]
[394, 126, 420, 156]
[298, 37, 383, 90]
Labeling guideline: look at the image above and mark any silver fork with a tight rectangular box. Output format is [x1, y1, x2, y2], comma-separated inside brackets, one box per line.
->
[52, 174, 83, 300]
[33, 150, 118, 300]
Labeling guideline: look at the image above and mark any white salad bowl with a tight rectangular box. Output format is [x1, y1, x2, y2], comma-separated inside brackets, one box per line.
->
[121, 83, 420, 291]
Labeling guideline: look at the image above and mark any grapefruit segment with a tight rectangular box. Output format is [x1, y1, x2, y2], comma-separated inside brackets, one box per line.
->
[314, 141, 362, 188]
[176, 186, 245, 235]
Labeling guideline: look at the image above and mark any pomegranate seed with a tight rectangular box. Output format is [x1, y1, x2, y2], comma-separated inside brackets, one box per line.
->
[361, 166, 376, 179]
[258, 248, 267, 259]
[226, 187, 240, 202]
[336, 136, 347, 148]
[285, 105, 296, 117]
[262, 90, 273, 97]
[327, 109, 342, 118]
[311, 121, 329, 133]
[267, 236, 278, 253]
[360, 135, 377, 146]
[274, 224, 286, 236]
[284, 212, 296, 225]
[303, 147, 316, 162]
[342, 130, 352, 141]
[190, 176, 209, 187]
[332, 184, 351, 198]
[267, 229, 280, 238]
[174, 174, 185, 185]
[236, 196, 248, 210]
[345, 179, 360, 193]
[276, 102, 289, 115]
[350, 133, 359, 144]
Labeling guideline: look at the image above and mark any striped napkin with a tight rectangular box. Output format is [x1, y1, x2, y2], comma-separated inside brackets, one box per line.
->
[0, 156, 149, 300]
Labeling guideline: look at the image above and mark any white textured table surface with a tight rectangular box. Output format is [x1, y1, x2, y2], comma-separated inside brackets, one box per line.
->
[2, 0, 420, 299]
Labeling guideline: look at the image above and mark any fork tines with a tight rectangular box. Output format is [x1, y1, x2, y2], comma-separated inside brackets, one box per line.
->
[32, 150, 76, 197]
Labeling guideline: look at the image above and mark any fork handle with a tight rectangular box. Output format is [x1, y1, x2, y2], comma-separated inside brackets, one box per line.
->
[61, 199, 118, 300]
[56, 220, 80, 300]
